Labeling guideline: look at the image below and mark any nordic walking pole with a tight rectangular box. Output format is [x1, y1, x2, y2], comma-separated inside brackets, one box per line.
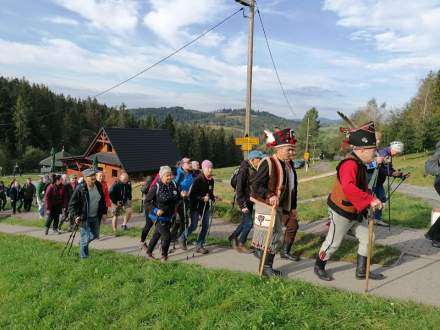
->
[189, 200, 208, 259]
[61, 224, 77, 257]
[205, 200, 215, 243]
[365, 212, 375, 293]
[259, 205, 277, 276]
[67, 224, 79, 256]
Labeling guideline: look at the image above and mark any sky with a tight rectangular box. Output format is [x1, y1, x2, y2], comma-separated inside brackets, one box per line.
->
[1, 0, 440, 119]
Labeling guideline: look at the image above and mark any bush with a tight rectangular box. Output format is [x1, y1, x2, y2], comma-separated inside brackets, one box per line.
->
[19, 146, 46, 171]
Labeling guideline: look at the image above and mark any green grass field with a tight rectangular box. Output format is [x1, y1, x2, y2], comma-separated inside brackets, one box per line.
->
[393, 152, 435, 187]
[0, 233, 437, 329]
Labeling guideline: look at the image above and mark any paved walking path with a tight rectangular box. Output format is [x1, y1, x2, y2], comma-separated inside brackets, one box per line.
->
[396, 183, 440, 208]
[1, 220, 440, 307]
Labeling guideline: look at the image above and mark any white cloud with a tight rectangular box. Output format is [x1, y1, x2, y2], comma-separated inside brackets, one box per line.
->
[221, 33, 247, 63]
[143, 0, 227, 46]
[52, 0, 138, 35]
[323, 0, 440, 54]
[43, 16, 79, 26]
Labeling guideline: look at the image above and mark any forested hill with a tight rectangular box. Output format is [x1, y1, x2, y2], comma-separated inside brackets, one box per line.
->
[129, 107, 300, 135]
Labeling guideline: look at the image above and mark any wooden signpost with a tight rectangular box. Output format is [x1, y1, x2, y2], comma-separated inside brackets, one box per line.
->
[235, 136, 260, 152]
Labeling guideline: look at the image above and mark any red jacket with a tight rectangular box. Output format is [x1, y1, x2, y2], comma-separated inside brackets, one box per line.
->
[101, 181, 112, 208]
[44, 183, 65, 211]
[338, 160, 374, 213]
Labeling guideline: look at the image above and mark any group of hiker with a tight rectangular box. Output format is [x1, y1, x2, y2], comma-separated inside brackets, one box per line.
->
[138, 159, 215, 262]
[0, 178, 36, 214]
[3, 119, 440, 280]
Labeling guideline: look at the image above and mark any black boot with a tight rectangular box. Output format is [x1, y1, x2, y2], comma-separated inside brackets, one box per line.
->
[280, 242, 300, 261]
[228, 234, 239, 249]
[253, 248, 262, 259]
[355, 254, 385, 280]
[314, 256, 332, 281]
[261, 253, 283, 278]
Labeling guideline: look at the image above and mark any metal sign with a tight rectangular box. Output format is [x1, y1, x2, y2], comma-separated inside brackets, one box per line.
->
[235, 136, 260, 146]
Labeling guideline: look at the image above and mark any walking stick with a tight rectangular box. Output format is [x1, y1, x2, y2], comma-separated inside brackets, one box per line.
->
[365, 211, 375, 293]
[205, 200, 216, 244]
[189, 201, 208, 259]
[259, 206, 277, 276]
[61, 223, 79, 257]
[67, 224, 79, 256]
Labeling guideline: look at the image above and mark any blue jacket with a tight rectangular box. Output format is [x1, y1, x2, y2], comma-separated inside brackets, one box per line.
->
[175, 167, 193, 192]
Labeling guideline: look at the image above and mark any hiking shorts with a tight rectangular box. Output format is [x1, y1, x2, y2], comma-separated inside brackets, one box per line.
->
[111, 200, 132, 216]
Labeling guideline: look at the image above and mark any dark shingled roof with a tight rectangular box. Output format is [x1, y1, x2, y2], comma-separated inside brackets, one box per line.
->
[86, 152, 121, 166]
[40, 149, 72, 167]
[103, 128, 181, 173]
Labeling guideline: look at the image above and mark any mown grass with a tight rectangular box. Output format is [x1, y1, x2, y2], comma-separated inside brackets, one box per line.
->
[0, 233, 437, 329]
[393, 152, 434, 187]
[296, 192, 432, 230]
[294, 232, 399, 266]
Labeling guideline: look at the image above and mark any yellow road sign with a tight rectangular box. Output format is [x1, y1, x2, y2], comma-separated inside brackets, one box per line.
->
[304, 152, 310, 161]
[240, 144, 253, 151]
[235, 136, 260, 146]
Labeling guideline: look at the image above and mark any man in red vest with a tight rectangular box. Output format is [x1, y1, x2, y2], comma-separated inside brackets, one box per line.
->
[314, 122, 385, 282]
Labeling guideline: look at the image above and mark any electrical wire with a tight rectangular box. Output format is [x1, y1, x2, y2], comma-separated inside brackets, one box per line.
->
[93, 7, 244, 98]
[256, 6, 298, 119]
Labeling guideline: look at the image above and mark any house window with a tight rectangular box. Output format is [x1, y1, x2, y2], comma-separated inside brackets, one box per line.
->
[108, 144, 113, 152]
[112, 169, 118, 177]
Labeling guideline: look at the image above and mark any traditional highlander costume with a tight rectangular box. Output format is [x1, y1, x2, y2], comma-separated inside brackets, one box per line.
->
[314, 122, 385, 281]
[251, 128, 298, 277]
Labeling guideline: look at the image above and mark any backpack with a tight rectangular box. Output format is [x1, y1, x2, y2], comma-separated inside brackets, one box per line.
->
[230, 167, 240, 190]
[425, 157, 440, 176]
[147, 173, 160, 192]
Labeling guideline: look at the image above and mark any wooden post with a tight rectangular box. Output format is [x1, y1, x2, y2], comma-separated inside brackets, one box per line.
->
[365, 217, 374, 293]
[259, 206, 277, 276]
[243, 0, 255, 160]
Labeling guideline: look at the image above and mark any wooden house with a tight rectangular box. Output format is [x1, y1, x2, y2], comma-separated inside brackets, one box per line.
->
[62, 127, 180, 184]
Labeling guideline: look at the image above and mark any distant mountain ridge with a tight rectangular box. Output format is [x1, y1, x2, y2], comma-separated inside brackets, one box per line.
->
[129, 106, 305, 135]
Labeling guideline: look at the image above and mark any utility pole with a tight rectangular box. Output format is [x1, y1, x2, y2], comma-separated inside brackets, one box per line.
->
[234, 0, 259, 157]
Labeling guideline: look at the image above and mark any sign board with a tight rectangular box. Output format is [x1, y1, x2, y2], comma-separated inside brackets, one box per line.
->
[240, 144, 253, 151]
[235, 137, 260, 146]
[304, 152, 310, 161]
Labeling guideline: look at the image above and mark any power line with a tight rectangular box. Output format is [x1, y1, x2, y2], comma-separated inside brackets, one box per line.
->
[256, 6, 298, 119]
[93, 7, 244, 99]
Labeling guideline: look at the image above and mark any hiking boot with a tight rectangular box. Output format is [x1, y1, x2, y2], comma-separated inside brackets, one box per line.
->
[432, 240, 440, 248]
[314, 257, 332, 281]
[179, 238, 188, 250]
[280, 242, 300, 261]
[145, 251, 156, 260]
[44, 227, 49, 235]
[161, 255, 168, 263]
[355, 254, 385, 280]
[228, 234, 239, 249]
[121, 224, 128, 230]
[375, 219, 388, 227]
[196, 246, 209, 254]
[139, 242, 148, 251]
[237, 242, 251, 254]
[261, 254, 283, 278]
[253, 249, 262, 259]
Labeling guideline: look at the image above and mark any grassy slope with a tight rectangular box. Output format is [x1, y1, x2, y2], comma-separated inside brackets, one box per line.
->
[393, 152, 434, 187]
[1, 233, 438, 329]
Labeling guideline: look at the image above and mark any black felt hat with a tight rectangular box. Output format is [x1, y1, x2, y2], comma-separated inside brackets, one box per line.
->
[347, 122, 376, 147]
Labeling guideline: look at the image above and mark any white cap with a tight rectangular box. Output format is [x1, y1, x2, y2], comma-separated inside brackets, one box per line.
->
[390, 141, 404, 153]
